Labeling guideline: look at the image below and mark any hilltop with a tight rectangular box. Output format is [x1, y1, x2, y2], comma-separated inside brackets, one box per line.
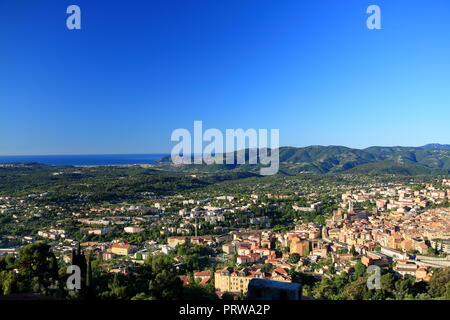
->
[158, 144, 450, 175]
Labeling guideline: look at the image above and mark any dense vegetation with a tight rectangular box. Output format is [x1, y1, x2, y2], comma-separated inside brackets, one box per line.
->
[1, 243, 449, 300]
[295, 260, 450, 300]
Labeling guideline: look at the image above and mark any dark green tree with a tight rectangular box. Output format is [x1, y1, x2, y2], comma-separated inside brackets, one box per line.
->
[429, 268, 450, 298]
[288, 253, 301, 264]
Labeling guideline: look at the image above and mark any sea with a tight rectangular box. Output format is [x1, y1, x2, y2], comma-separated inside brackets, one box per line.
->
[0, 154, 170, 166]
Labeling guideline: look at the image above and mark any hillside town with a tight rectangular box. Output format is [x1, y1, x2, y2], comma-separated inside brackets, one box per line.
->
[1, 176, 449, 298]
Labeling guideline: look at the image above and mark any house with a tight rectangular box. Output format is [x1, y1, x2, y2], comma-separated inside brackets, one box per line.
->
[111, 244, 132, 256]
[194, 270, 211, 285]
[416, 267, 432, 282]
[222, 243, 236, 254]
[124, 227, 144, 234]
[167, 236, 190, 248]
[179, 275, 192, 286]
[102, 251, 115, 260]
[194, 270, 211, 280]
[380, 246, 407, 260]
[361, 252, 390, 267]
[214, 267, 285, 294]
[393, 260, 418, 277]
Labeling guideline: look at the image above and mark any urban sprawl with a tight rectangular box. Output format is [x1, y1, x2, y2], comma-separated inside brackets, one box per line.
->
[0, 167, 449, 300]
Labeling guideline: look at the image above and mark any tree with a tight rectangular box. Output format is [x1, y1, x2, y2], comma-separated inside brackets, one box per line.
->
[238, 290, 246, 300]
[314, 215, 326, 225]
[0, 271, 16, 295]
[131, 292, 155, 300]
[150, 269, 183, 300]
[145, 254, 183, 300]
[14, 242, 60, 293]
[181, 283, 218, 300]
[411, 280, 429, 297]
[353, 261, 366, 280]
[102, 273, 130, 300]
[341, 277, 368, 300]
[445, 282, 450, 300]
[85, 255, 94, 300]
[381, 272, 396, 293]
[183, 254, 201, 273]
[260, 263, 273, 273]
[71, 243, 88, 298]
[221, 292, 235, 300]
[394, 275, 415, 299]
[427, 247, 438, 256]
[313, 277, 336, 299]
[288, 253, 300, 264]
[333, 273, 349, 292]
[327, 265, 336, 275]
[302, 284, 312, 297]
[429, 268, 450, 298]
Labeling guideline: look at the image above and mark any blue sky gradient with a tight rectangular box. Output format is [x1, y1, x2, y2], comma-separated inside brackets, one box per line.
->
[1, 0, 449, 155]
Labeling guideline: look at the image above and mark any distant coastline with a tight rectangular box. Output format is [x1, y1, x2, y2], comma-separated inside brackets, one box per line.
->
[0, 154, 169, 166]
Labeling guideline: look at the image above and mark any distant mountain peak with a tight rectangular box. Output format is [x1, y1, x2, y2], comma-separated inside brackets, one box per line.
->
[419, 143, 450, 150]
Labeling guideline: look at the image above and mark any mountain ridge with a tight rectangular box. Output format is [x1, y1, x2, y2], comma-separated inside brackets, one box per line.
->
[419, 143, 450, 150]
[158, 144, 450, 175]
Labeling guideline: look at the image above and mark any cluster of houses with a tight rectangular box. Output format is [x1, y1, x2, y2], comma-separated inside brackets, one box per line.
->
[1, 177, 449, 296]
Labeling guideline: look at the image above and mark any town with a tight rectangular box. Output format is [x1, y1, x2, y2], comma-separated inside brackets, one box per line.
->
[0, 163, 448, 300]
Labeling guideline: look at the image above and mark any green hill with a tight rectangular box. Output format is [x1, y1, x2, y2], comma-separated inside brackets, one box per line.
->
[158, 144, 450, 175]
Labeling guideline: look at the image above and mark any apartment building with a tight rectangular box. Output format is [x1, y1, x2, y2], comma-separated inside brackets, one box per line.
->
[215, 267, 291, 294]
[111, 243, 133, 256]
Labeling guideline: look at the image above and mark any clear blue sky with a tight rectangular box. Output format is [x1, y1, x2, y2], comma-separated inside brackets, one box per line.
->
[1, 0, 449, 155]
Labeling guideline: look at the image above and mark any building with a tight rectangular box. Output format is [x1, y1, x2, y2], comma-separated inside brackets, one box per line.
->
[431, 239, 450, 255]
[393, 260, 418, 277]
[247, 279, 302, 300]
[214, 267, 291, 294]
[193, 270, 211, 285]
[380, 246, 407, 260]
[215, 267, 266, 294]
[361, 252, 390, 267]
[416, 267, 432, 282]
[290, 238, 310, 256]
[124, 227, 144, 234]
[102, 251, 115, 260]
[237, 252, 261, 265]
[111, 244, 132, 256]
[215, 267, 256, 294]
[167, 236, 190, 248]
[222, 243, 236, 255]
[84, 228, 113, 235]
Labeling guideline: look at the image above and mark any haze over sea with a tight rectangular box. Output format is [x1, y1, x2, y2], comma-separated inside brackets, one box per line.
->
[0, 154, 169, 166]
